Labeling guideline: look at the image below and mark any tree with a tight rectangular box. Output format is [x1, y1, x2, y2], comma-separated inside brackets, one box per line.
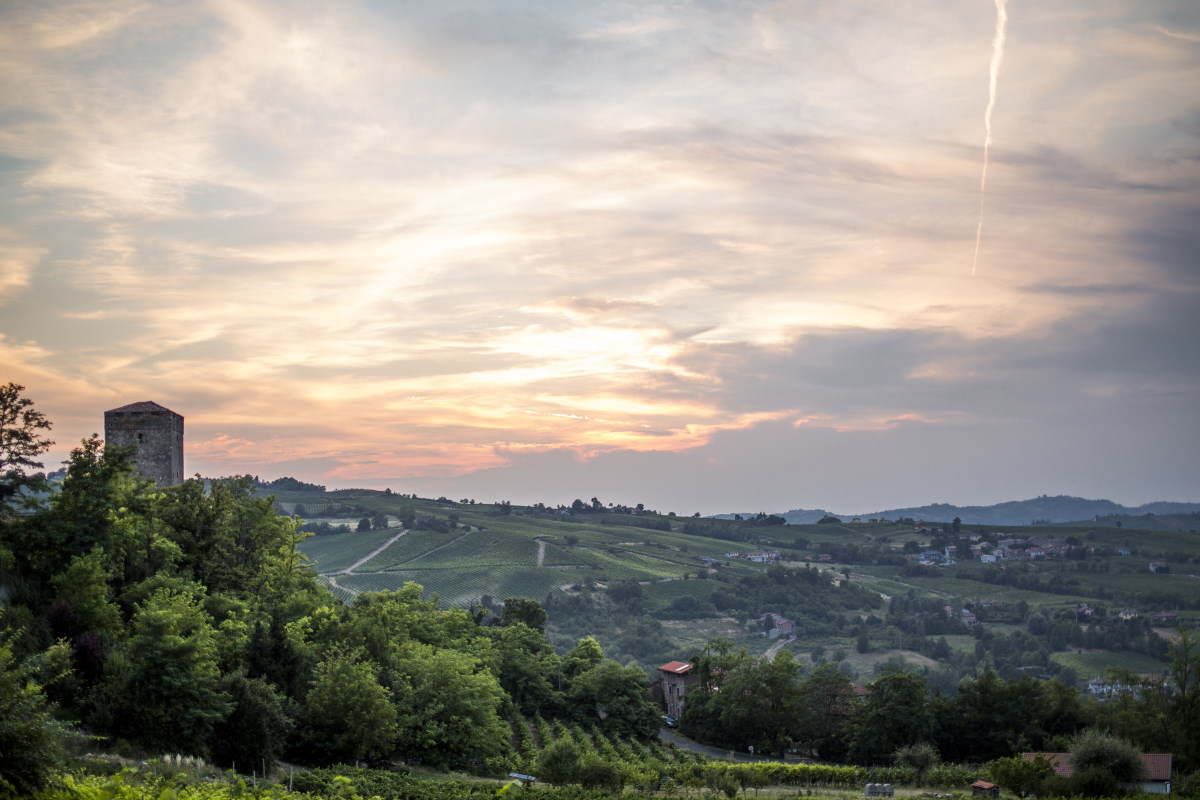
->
[208, 671, 294, 771]
[357, 517, 372, 532]
[561, 637, 605, 682]
[713, 652, 803, 755]
[1067, 729, 1144, 795]
[567, 660, 661, 740]
[105, 585, 231, 755]
[798, 662, 856, 760]
[0, 624, 68, 798]
[894, 742, 940, 786]
[849, 670, 933, 765]
[538, 737, 581, 785]
[0, 383, 53, 514]
[987, 754, 1055, 799]
[386, 644, 510, 768]
[302, 649, 399, 764]
[501, 598, 547, 633]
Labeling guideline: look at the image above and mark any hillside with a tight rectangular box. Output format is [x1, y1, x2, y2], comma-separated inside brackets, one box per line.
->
[277, 485, 1200, 691]
[736, 495, 1200, 527]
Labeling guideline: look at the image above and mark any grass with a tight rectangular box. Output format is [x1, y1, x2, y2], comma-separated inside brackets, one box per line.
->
[1050, 650, 1169, 679]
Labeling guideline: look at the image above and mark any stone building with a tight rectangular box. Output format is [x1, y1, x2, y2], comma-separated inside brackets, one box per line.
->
[103, 401, 184, 486]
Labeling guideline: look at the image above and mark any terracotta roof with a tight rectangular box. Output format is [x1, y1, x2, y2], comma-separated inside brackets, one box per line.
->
[1022, 753, 1172, 781]
[658, 661, 692, 674]
[106, 401, 181, 415]
[1141, 754, 1173, 781]
[971, 781, 996, 789]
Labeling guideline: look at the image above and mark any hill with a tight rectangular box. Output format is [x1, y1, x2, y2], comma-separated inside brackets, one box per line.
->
[730, 495, 1200, 527]
[273, 485, 1200, 693]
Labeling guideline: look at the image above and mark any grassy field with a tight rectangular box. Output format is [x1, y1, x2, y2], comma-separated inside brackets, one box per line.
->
[1050, 650, 1169, 679]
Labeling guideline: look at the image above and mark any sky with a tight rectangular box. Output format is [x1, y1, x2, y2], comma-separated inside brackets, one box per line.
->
[1, 0, 1198, 516]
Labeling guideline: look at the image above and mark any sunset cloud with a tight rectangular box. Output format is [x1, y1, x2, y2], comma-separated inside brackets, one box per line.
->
[1, 0, 1197, 512]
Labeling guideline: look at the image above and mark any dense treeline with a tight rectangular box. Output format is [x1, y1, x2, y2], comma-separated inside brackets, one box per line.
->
[678, 635, 1199, 776]
[0, 397, 661, 794]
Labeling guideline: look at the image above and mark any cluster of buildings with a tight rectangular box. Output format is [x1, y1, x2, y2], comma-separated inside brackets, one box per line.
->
[722, 550, 782, 564]
[913, 535, 1077, 566]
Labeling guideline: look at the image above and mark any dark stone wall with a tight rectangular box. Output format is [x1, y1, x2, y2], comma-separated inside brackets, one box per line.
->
[104, 407, 184, 486]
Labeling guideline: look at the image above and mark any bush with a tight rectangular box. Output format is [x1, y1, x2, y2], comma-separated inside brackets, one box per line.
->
[0, 630, 68, 798]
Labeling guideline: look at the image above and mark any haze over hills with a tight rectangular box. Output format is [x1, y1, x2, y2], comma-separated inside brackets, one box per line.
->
[719, 495, 1200, 527]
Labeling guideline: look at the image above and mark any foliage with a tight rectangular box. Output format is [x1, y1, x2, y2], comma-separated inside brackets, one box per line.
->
[987, 754, 1056, 799]
[0, 382, 53, 513]
[302, 649, 399, 764]
[893, 742, 939, 786]
[0, 624, 68, 798]
[1068, 729, 1144, 794]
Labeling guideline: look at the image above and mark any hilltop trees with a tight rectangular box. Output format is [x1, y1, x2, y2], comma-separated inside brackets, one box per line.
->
[0, 382, 53, 514]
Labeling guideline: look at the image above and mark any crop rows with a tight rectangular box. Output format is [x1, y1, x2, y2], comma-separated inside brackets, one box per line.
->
[298, 529, 399, 573]
[338, 566, 570, 607]
[399, 532, 538, 568]
[354, 529, 448, 569]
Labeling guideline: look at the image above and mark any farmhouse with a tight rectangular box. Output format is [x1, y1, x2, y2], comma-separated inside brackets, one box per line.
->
[656, 660, 697, 718]
[1023, 753, 1173, 795]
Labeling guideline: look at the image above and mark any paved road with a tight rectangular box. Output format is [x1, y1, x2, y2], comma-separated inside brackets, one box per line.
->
[658, 729, 799, 764]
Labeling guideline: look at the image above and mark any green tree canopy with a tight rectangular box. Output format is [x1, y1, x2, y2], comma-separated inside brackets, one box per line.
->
[303, 649, 399, 764]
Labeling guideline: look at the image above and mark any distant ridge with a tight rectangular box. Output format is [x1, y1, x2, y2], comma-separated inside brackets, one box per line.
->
[717, 495, 1200, 527]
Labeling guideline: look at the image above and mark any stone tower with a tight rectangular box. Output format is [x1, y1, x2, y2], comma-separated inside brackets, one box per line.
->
[103, 401, 184, 486]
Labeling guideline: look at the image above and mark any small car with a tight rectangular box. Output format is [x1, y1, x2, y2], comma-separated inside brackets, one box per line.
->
[661, 715, 679, 728]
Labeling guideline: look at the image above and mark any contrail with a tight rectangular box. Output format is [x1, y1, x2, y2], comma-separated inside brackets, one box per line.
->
[972, 0, 1008, 278]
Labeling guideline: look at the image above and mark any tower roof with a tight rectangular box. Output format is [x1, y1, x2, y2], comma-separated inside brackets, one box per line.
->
[105, 400, 182, 416]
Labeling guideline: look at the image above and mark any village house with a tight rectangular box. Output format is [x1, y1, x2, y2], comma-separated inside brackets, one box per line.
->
[1149, 562, 1170, 574]
[656, 661, 697, 718]
[759, 612, 796, 639]
[1024, 753, 1173, 795]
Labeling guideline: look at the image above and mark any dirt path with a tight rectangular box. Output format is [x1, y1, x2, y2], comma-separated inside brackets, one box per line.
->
[327, 529, 408, 575]
[326, 574, 358, 598]
[658, 729, 797, 763]
[764, 636, 792, 661]
[537, 539, 546, 567]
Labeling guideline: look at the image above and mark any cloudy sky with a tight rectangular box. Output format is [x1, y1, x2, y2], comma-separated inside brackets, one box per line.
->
[2, 0, 1198, 515]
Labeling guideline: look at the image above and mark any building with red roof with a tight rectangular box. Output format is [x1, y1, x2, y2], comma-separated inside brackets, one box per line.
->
[656, 661, 696, 718]
[1022, 753, 1172, 794]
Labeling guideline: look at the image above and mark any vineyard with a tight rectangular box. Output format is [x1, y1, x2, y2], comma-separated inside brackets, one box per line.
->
[291, 492, 782, 618]
[44, 723, 977, 800]
[298, 529, 399, 573]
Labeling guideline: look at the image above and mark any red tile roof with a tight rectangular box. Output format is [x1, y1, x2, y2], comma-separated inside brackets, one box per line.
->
[1141, 754, 1173, 782]
[658, 661, 692, 674]
[1022, 753, 1172, 781]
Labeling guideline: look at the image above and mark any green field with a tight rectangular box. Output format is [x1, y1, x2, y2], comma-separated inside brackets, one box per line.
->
[1050, 650, 1169, 679]
[298, 529, 399, 573]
